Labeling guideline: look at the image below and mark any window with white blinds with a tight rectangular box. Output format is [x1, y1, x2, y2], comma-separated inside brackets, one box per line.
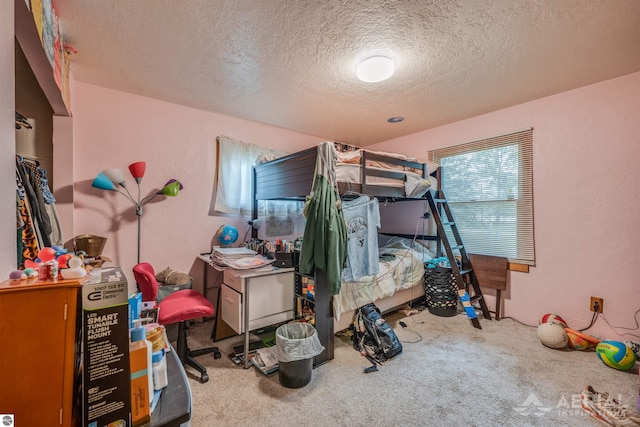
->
[429, 128, 535, 265]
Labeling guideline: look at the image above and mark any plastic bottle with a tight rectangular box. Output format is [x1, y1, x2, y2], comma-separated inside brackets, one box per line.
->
[151, 348, 168, 390]
[131, 320, 154, 407]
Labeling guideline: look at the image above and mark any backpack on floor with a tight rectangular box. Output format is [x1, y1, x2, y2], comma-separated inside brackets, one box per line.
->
[351, 303, 402, 373]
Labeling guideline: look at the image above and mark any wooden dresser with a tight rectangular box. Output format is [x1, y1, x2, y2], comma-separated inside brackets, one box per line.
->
[0, 277, 83, 426]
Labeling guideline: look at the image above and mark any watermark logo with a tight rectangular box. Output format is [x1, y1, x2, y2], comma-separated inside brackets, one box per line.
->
[513, 391, 627, 419]
[1, 415, 14, 426]
[513, 393, 552, 416]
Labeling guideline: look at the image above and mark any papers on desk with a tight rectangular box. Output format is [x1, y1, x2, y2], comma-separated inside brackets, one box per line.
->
[210, 246, 257, 269]
[210, 247, 274, 270]
[223, 256, 274, 270]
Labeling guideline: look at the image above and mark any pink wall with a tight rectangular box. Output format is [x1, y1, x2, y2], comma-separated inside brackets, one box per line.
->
[372, 72, 640, 341]
[72, 82, 323, 299]
[0, 1, 16, 279]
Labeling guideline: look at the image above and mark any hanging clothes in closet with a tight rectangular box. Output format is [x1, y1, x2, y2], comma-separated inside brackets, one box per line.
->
[15, 155, 64, 268]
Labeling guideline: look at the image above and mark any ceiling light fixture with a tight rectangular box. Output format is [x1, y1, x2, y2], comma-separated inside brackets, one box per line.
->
[357, 56, 395, 83]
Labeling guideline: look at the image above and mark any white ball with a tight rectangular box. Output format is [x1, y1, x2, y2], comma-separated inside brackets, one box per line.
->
[537, 322, 568, 349]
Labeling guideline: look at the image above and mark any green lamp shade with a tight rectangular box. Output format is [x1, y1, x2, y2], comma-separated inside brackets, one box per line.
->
[92, 172, 117, 191]
[161, 180, 181, 197]
[165, 179, 184, 190]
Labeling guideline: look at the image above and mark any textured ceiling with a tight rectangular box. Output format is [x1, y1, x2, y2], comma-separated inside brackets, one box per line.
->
[55, 0, 640, 146]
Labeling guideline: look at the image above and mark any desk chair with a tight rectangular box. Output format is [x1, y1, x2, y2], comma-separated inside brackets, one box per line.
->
[133, 262, 221, 383]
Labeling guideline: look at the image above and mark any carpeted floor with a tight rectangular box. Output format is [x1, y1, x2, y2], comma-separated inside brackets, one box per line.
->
[179, 307, 639, 427]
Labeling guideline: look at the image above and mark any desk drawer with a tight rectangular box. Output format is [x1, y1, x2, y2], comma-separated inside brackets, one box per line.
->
[223, 270, 243, 293]
[220, 284, 242, 334]
[247, 273, 294, 323]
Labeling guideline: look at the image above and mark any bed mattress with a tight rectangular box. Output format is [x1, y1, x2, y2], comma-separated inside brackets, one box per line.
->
[332, 240, 433, 322]
[335, 163, 435, 198]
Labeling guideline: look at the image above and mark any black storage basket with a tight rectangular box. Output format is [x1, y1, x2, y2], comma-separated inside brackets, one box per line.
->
[423, 264, 458, 317]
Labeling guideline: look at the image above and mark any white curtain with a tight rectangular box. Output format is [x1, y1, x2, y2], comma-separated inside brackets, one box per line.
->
[214, 135, 288, 216]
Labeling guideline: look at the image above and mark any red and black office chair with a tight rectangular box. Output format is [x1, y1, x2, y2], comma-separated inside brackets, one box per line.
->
[133, 262, 221, 383]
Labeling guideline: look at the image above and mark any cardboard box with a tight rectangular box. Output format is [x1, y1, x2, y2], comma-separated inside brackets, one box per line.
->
[129, 341, 151, 426]
[129, 292, 142, 328]
[82, 267, 131, 427]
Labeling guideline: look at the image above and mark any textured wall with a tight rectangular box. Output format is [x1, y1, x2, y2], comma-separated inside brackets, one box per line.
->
[372, 72, 640, 341]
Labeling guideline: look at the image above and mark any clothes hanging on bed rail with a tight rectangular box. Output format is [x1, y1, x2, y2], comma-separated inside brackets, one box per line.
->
[299, 142, 348, 296]
[342, 195, 380, 281]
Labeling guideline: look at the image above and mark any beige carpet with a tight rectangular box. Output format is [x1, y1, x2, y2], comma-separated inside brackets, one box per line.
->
[181, 308, 639, 427]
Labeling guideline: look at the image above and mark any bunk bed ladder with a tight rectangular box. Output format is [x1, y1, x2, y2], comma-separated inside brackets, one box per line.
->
[426, 190, 492, 329]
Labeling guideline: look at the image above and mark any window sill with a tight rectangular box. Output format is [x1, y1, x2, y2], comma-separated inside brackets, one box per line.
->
[508, 262, 529, 273]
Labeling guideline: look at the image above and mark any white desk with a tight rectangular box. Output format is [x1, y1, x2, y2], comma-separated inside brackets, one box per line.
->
[221, 267, 294, 368]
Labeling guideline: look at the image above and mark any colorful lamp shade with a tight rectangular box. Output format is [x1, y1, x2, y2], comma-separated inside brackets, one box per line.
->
[128, 161, 146, 182]
[165, 178, 184, 190]
[102, 168, 127, 187]
[92, 162, 181, 263]
[92, 172, 117, 191]
[160, 180, 181, 197]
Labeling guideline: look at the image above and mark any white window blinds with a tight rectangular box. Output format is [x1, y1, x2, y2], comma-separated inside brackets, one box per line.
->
[429, 128, 535, 265]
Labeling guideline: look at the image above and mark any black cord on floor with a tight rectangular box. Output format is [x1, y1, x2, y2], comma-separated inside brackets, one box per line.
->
[500, 316, 537, 328]
[397, 321, 423, 343]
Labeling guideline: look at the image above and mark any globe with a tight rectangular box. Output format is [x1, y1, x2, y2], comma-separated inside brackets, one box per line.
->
[216, 224, 239, 246]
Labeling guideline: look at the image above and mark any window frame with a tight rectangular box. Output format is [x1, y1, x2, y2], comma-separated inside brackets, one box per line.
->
[428, 128, 535, 265]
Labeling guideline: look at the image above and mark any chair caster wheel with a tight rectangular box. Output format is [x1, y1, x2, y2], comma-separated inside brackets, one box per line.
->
[214, 351, 221, 359]
[200, 373, 209, 383]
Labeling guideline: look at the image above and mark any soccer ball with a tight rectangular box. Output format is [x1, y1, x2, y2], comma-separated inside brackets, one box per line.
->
[539, 313, 568, 329]
[596, 341, 636, 371]
[216, 225, 239, 246]
[537, 322, 568, 349]
[565, 328, 590, 351]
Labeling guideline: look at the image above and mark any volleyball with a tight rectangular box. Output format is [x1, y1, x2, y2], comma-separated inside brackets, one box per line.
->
[537, 322, 568, 349]
[595, 341, 636, 371]
[539, 313, 568, 329]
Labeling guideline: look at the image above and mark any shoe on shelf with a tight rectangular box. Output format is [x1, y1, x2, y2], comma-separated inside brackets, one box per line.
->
[580, 385, 640, 427]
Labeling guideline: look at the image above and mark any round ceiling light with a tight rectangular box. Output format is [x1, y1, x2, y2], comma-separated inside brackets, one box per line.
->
[357, 56, 395, 83]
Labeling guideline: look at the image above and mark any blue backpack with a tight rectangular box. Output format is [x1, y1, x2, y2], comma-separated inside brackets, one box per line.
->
[352, 303, 402, 373]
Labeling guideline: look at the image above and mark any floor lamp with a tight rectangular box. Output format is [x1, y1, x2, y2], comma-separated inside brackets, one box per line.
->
[92, 161, 183, 263]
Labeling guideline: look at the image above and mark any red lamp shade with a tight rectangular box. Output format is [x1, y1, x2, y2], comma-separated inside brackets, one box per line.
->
[128, 161, 146, 182]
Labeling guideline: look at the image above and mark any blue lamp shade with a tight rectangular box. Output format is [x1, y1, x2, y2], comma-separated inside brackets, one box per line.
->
[92, 172, 117, 191]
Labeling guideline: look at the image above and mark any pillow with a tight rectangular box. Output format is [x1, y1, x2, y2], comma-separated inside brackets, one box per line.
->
[155, 267, 192, 286]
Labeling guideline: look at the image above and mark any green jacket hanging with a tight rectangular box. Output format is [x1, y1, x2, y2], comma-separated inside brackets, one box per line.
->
[299, 143, 347, 296]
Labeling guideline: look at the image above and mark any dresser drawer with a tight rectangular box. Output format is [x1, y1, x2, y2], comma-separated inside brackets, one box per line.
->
[220, 284, 242, 334]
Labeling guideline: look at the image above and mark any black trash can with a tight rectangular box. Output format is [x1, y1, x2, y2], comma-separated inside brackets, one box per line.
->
[279, 358, 314, 388]
[424, 263, 458, 317]
[276, 323, 324, 388]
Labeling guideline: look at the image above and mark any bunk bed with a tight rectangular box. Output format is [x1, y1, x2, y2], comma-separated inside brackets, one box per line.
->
[252, 142, 441, 364]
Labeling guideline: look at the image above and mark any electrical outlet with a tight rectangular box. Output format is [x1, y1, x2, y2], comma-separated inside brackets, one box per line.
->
[590, 297, 603, 313]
